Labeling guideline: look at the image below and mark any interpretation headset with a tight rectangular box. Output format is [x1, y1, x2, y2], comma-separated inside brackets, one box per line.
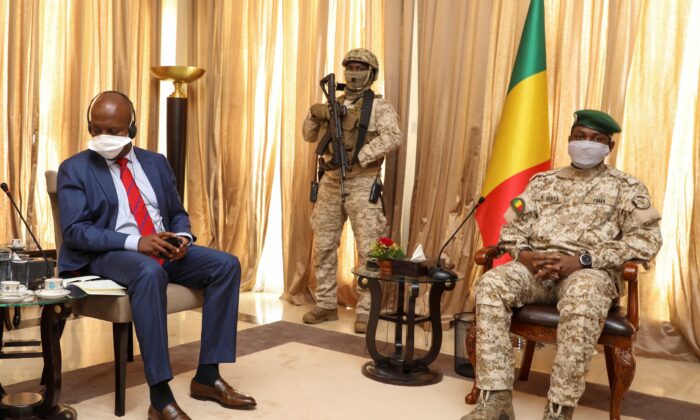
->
[86, 90, 137, 139]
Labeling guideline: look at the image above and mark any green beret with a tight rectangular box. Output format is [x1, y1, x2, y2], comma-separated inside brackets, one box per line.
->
[573, 109, 621, 136]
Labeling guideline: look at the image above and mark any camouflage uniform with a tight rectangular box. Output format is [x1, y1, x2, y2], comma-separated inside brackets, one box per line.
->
[302, 76, 402, 315]
[474, 164, 662, 407]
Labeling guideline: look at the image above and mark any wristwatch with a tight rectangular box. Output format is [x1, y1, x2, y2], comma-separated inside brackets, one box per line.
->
[579, 252, 593, 268]
[514, 246, 532, 262]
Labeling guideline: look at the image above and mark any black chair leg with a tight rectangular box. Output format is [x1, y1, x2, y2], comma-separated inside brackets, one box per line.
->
[113, 322, 129, 417]
[127, 322, 134, 362]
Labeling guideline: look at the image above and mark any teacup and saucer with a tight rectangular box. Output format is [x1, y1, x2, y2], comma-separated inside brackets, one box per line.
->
[0, 280, 33, 302]
[35, 277, 71, 299]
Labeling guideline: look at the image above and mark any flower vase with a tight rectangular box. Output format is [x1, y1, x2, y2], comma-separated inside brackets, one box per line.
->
[378, 259, 393, 276]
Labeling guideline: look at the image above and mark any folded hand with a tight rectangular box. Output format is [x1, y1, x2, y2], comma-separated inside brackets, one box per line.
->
[519, 251, 582, 281]
[137, 232, 180, 259]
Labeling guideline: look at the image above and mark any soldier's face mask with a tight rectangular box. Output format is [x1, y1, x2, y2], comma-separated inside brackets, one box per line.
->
[343, 69, 372, 92]
[88, 134, 132, 160]
[568, 140, 610, 169]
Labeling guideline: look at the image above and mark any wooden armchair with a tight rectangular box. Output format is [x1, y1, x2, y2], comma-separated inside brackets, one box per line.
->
[46, 170, 205, 416]
[465, 246, 641, 420]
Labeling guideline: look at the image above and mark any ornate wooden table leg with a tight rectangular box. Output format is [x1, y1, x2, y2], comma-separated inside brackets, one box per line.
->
[358, 276, 389, 366]
[418, 279, 454, 366]
[403, 282, 420, 369]
[12, 308, 20, 328]
[36, 303, 77, 419]
[393, 281, 405, 357]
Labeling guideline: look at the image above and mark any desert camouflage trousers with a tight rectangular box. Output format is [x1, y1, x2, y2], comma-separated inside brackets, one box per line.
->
[310, 174, 387, 315]
[474, 261, 617, 407]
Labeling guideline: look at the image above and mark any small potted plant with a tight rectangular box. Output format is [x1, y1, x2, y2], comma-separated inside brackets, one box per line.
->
[367, 237, 405, 274]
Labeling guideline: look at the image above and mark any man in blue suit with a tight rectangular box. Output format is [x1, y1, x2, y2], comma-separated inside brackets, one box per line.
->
[57, 91, 256, 420]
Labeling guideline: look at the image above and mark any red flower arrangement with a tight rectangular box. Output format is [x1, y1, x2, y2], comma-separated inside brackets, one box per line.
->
[368, 237, 406, 260]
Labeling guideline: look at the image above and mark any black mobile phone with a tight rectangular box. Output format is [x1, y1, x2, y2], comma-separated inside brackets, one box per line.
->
[159, 236, 182, 259]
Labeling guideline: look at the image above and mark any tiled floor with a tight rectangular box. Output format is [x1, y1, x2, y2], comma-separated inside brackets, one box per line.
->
[2, 291, 700, 418]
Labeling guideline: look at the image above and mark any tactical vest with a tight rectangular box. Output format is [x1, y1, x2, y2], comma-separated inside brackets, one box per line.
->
[318, 95, 382, 179]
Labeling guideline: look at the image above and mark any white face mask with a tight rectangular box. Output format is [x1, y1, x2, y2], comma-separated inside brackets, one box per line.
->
[568, 141, 610, 169]
[88, 134, 132, 160]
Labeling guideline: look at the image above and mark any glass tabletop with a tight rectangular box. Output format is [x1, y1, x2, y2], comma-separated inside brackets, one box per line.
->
[352, 266, 463, 284]
[0, 287, 86, 308]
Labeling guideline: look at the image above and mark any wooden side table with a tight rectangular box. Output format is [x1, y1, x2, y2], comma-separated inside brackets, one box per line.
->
[0, 289, 84, 419]
[353, 267, 459, 386]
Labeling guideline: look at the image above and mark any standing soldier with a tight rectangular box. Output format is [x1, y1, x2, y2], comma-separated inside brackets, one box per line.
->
[301, 48, 403, 333]
[462, 110, 662, 420]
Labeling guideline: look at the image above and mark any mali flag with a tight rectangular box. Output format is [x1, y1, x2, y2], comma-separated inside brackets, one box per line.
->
[475, 0, 551, 260]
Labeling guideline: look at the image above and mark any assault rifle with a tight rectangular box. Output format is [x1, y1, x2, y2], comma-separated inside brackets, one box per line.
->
[316, 73, 350, 202]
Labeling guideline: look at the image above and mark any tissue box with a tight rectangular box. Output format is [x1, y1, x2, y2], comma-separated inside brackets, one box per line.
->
[390, 259, 436, 277]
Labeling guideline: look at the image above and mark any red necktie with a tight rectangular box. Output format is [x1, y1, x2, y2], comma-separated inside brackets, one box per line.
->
[117, 158, 163, 264]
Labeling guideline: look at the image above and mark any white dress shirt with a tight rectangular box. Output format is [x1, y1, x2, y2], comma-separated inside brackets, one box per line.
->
[103, 148, 191, 251]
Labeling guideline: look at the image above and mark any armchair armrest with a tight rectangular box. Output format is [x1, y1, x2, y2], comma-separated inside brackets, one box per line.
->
[475, 246, 504, 271]
[621, 261, 641, 329]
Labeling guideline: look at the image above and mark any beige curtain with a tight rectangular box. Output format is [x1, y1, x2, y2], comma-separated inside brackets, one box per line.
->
[0, 0, 40, 245]
[0, 0, 160, 249]
[409, 0, 494, 319]
[280, 0, 331, 303]
[623, 0, 700, 361]
[188, 0, 284, 290]
[383, 0, 414, 242]
[411, 0, 700, 361]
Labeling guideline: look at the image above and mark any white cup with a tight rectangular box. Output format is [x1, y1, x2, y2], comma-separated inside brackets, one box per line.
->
[44, 277, 64, 290]
[10, 238, 23, 248]
[1, 280, 27, 296]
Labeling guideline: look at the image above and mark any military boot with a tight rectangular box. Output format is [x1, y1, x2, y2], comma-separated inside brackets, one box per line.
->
[542, 400, 574, 420]
[302, 306, 339, 324]
[354, 313, 369, 333]
[460, 390, 514, 420]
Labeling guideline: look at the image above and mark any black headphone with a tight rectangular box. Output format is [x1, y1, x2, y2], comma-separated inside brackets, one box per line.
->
[86, 90, 137, 139]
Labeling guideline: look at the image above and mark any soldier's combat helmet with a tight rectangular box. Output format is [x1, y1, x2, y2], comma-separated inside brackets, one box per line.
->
[342, 48, 379, 72]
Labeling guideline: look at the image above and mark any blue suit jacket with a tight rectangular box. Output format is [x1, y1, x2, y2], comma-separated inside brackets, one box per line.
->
[57, 147, 194, 275]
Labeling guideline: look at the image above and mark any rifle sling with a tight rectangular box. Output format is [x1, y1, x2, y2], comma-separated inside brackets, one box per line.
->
[353, 89, 375, 165]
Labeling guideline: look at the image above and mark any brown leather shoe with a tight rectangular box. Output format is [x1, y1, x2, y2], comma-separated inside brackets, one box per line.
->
[147, 403, 192, 420]
[190, 377, 257, 409]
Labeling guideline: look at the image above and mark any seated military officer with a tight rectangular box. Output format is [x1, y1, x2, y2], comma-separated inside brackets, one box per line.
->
[462, 110, 663, 420]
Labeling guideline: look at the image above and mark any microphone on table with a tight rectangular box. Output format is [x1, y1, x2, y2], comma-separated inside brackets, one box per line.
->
[428, 196, 486, 281]
[1, 182, 53, 279]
